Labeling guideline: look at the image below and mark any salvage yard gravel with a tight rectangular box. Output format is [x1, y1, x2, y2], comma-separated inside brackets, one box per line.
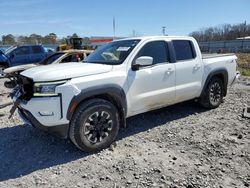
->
[0, 77, 249, 188]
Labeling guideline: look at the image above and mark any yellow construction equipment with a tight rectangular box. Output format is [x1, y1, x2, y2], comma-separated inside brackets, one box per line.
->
[58, 37, 84, 51]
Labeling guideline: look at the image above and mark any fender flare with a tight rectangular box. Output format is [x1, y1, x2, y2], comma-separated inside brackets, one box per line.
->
[201, 68, 228, 97]
[66, 84, 127, 126]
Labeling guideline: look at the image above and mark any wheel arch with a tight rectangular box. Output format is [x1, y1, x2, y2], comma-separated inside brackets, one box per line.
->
[201, 68, 228, 97]
[67, 84, 127, 128]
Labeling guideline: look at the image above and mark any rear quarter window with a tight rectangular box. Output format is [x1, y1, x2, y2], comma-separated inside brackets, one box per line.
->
[172, 40, 196, 61]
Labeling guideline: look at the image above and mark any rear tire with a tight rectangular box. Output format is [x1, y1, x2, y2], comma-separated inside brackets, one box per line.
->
[199, 77, 224, 109]
[69, 99, 120, 152]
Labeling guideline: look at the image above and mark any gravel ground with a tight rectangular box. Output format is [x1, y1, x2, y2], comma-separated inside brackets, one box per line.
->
[0, 77, 249, 188]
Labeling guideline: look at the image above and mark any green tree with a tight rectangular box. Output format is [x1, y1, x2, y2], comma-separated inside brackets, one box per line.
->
[2, 34, 16, 45]
[29, 33, 43, 44]
[42, 33, 57, 44]
[72, 33, 79, 38]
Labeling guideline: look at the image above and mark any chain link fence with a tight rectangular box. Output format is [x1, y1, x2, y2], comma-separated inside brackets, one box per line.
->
[199, 39, 250, 53]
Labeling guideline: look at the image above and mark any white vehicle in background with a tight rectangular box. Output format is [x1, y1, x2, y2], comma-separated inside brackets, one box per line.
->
[10, 36, 240, 152]
[3, 49, 93, 88]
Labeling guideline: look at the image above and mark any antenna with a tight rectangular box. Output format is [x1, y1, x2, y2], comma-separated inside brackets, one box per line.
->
[113, 16, 116, 40]
[162, 26, 166, 35]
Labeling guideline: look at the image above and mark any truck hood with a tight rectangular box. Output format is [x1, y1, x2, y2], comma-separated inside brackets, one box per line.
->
[4, 64, 37, 75]
[21, 62, 113, 82]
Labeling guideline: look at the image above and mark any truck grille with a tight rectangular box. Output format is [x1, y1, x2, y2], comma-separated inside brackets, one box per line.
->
[19, 76, 34, 101]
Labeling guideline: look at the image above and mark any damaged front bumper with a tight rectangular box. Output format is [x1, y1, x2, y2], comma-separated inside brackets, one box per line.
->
[9, 76, 71, 138]
[18, 107, 69, 138]
[10, 88, 70, 138]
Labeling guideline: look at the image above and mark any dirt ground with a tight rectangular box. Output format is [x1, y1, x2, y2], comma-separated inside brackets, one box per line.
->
[0, 77, 249, 188]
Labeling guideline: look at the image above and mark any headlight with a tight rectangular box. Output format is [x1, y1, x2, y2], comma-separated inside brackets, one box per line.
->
[34, 80, 68, 97]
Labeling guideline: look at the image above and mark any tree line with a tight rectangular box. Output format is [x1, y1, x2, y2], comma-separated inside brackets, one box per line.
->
[1, 22, 250, 45]
[0, 33, 79, 45]
[190, 22, 250, 42]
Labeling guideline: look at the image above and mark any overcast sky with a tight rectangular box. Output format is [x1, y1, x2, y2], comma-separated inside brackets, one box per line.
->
[0, 0, 249, 38]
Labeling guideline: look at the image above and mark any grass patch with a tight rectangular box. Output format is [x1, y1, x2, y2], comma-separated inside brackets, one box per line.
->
[236, 53, 250, 76]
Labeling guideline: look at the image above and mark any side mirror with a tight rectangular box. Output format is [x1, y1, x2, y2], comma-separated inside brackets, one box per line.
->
[132, 56, 153, 71]
[11, 54, 15, 59]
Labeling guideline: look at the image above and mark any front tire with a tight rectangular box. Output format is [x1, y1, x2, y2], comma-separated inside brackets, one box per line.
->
[69, 99, 120, 152]
[200, 77, 224, 109]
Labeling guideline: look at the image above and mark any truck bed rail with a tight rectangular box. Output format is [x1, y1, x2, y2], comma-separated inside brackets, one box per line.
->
[202, 53, 235, 59]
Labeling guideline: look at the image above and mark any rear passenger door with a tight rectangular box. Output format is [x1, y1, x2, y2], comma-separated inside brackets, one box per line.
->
[172, 40, 203, 102]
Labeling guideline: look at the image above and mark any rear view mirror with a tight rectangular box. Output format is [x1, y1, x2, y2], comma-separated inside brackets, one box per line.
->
[132, 56, 153, 71]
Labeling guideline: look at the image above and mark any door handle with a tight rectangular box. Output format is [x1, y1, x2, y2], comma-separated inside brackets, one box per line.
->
[166, 68, 174, 75]
[193, 64, 201, 70]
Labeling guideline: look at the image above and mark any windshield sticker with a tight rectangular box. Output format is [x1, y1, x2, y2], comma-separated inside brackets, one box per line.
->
[117, 47, 131, 51]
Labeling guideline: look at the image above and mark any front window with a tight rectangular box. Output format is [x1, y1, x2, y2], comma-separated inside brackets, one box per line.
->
[14, 46, 30, 55]
[136, 41, 169, 64]
[84, 39, 140, 65]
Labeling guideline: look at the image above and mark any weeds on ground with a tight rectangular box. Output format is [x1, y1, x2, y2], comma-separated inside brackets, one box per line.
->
[236, 53, 250, 76]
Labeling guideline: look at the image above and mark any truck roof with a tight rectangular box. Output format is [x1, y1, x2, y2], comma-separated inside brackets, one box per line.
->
[116, 35, 195, 41]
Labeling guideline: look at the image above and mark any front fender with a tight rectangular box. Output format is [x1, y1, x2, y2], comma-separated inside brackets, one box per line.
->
[66, 84, 127, 123]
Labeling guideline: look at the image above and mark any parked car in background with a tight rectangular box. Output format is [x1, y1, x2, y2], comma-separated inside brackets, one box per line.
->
[3, 49, 93, 88]
[44, 47, 56, 53]
[0, 45, 51, 75]
[39, 49, 93, 65]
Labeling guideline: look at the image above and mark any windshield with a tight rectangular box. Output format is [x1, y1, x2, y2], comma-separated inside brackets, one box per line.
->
[39, 52, 64, 65]
[5, 46, 17, 55]
[84, 39, 140, 65]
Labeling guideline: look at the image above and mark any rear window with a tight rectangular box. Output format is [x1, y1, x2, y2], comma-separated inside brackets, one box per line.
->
[32, 46, 43, 54]
[173, 40, 196, 61]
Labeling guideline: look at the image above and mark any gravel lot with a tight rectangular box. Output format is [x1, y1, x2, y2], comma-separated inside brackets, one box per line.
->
[0, 77, 249, 188]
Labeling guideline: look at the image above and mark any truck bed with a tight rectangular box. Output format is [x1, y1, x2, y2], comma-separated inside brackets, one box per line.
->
[202, 53, 235, 59]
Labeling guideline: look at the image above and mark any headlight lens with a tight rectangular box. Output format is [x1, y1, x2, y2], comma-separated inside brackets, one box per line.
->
[34, 80, 68, 97]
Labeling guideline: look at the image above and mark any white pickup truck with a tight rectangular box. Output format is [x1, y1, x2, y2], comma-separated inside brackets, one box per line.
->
[10, 36, 240, 152]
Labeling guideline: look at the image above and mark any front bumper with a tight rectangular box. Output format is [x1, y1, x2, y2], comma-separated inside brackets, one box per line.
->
[18, 95, 69, 126]
[15, 95, 70, 138]
[18, 107, 69, 138]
